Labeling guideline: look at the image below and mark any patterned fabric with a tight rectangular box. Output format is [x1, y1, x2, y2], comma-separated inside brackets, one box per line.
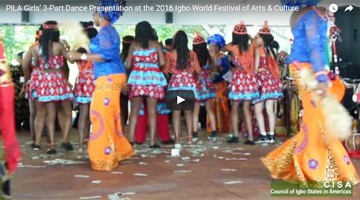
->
[206, 81, 230, 133]
[164, 51, 201, 99]
[259, 21, 271, 34]
[253, 57, 283, 104]
[193, 32, 206, 45]
[26, 67, 41, 99]
[88, 74, 134, 171]
[138, 100, 170, 115]
[233, 21, 248, 35]
[261, 63, 360, 185]
[38, 55, 64, 70]
[278, 51, 289, 80]
[0, 84, 21, 174]
[229, 69, 259, 101]
[74, 61, 95, 104]
[128, 48, 167, 99]
[98, 0, 126, 24]
[206, 53, 230, 132]
[167, 73, 199, 99]
[207, 34, 226, 49]
[36, 55, 73, 102]
[283, 83, 301, 135]
[213, 54, 230, 83]
[281, 0, 321, 7]
[196, 65, 216, 101]
[226, 44, 254, 73]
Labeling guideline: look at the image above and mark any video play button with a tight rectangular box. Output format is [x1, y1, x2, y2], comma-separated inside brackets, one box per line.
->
[166, 90, 195, 110]
[177, 96, 185, 104]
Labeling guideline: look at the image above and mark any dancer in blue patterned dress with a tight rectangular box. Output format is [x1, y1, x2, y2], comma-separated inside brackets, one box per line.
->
[192, 33, 217, 140]
[126, 21, 167, 148]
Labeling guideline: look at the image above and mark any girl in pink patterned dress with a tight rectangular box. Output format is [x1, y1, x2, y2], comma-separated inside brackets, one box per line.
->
[225, 21, 260, 145]
[164, 30, 201, 144]
[126, 21, 166, 148]
[192, 33, 217, 140]
[73, 22, 97, 151]
[29, 21, 74, 154]
[22, 27, 42, 147]
[253, 21, 283, 144]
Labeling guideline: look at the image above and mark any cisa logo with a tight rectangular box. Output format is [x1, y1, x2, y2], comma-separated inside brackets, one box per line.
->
[323, 181, 352, 189]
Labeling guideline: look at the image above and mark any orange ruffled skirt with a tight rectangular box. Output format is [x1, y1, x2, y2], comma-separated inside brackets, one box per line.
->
[88, 74, 134, 171]
[261, 63, 360, 185]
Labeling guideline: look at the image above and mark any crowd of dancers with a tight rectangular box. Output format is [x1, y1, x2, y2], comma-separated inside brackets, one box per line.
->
[21, 11, 287, 156]
[0, 0, 359, 196]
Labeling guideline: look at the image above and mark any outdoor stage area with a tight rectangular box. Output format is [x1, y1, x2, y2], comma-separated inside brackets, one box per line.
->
[12, 129, 360, 200]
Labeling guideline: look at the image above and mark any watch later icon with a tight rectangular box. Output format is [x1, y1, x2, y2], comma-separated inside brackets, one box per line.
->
[329, 4, 338, 13]
[345, 5, 353, 12]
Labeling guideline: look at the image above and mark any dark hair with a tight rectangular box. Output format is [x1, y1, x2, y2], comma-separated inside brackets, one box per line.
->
[152, 28, 159, 41]
[232, 33, 250, 53]
[173, 30, 190, 70]
[121, 35, 134, 61]
[39, 21, 60, 61]
[165, 38, 173, 46]
[76, 47, 87, 54]
[193, 42, 210, 67]
[271, 40, 279, 52]
[35, 31, 40, 42]
[35, 25, 43, 42]
[76, 22, 98, 54]
[135, 21, 153, 49]
[17, 51, 24, 58]
[80, 21, 98, 39]
[259, 33, 277, 58]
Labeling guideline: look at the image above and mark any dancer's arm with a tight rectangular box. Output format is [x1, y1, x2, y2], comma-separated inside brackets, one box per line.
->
[304, 10, 329, 95]
[305, 10, 329, 84]
[22, 47, 33, 83]
[125, 43, 134, 70]
[157, 42, 165, 67]
[254, 47, 260, 73]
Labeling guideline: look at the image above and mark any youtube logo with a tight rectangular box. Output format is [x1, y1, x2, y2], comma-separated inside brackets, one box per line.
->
[166, 90, 195, 110]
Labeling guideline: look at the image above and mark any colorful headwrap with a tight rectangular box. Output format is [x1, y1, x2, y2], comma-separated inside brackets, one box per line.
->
[233, 21, 247, 35]
[193, 32, 206, 45]
[97, 0, 126, 24]
[280, 0, 322, 7]
[207, 34, 226, 48]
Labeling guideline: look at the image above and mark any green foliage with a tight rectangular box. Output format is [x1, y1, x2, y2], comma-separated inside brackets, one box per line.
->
[0, 25, 39, 63]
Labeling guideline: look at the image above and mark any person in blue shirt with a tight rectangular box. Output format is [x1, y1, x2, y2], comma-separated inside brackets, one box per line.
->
[262, 0, 359, 185]
[206, 34, 231, 134]
[68, 0, 134, 171]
